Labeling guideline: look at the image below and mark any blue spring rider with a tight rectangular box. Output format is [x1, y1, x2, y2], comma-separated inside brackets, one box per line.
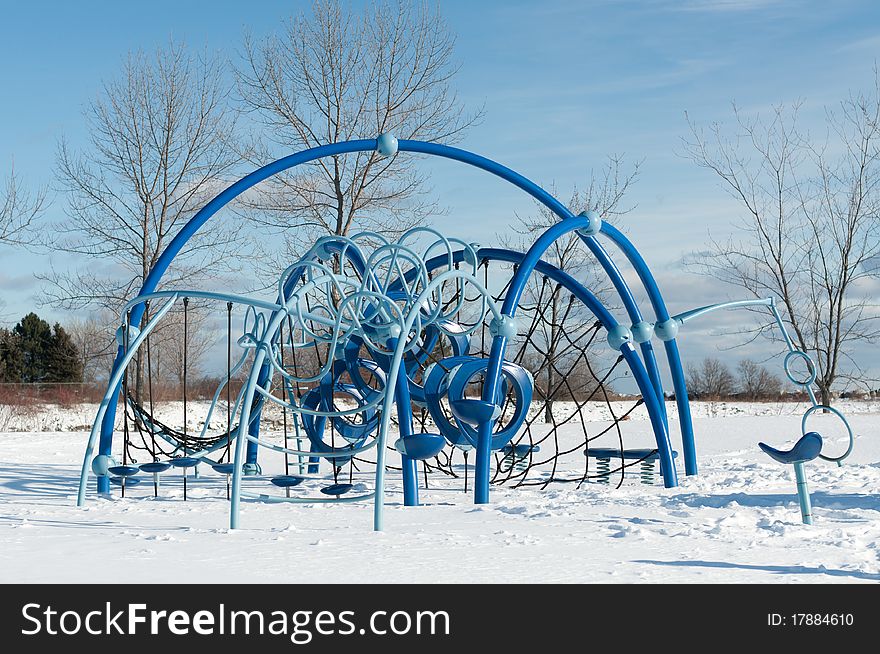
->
[759, 432, 823, 525]
[755, 356, 854, 525]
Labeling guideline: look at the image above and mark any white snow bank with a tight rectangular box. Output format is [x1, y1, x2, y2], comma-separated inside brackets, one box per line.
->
[0, 404, 877, 583]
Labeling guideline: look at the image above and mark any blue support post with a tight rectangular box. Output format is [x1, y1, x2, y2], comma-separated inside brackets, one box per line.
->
[307, 445, 320, 475]
[393, 341, 419, 506]
[245, 361, 273, 467]
[664, 339, 697, 475]
[793, 462, 812, 525]
[474, 338, 507, 504]
[599, 223, 696, 475]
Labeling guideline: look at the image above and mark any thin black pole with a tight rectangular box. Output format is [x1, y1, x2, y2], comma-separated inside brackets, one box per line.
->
[226, 302, 232, 500]
[183, 297, 189, 502]
[145, 303, 158, 497]
[463, 450, 469, 493]
[279, 319, 290, 497]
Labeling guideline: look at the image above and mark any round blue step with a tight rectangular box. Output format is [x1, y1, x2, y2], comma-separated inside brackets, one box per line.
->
[321, 483, 353, 496]
[110, 476, 141, 486]
[211, 462, 236, 475]
[271, 475, 305, 488]
[107, 465, 140, 477]
[139, 462, 171, 474]
[394, 433, 446, 460]
[169, 457, 201, 468]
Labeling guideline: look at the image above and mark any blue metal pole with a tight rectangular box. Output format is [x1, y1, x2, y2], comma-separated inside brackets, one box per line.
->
[664, 338, 696, 474]
[622, 346, 677, 487]
[474, 337, 507, 503]
[574, 234, 667, 410]
[600, 223, 697, 475]
[793, 462, 813, 525]
[246, 362, 273, 468]
[392, 341, 419, 507]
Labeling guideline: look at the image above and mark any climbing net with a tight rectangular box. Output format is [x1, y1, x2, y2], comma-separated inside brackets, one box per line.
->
[393, 257, 656, 491]
[103, 227, 659, 502]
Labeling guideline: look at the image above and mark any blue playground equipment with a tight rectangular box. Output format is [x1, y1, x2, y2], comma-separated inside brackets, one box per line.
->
[586, 448, 679, 486]
[759, 432, 823, 524]
[75, 135, 854, 531]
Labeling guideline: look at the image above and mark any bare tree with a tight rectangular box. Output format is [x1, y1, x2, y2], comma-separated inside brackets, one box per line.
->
[43, 40, 242, 398]
[237, 0, 480, 267]
[737, 358, 782, 400]
[151, 305, 216, 389]
[1, 166, 46, 247]
[686, 357, 736, 399]
[66, 316, 117, 384]
[504, 157, 640, 421]
[684, 72, 880, 405]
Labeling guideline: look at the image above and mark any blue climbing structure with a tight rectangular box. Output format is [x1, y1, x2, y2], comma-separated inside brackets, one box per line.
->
[75, 135, 853, 531]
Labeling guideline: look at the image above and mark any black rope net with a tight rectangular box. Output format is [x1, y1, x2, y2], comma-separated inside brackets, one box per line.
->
[119, 299, 241, 468]
[117, 257, 659, 492]
[337, 258, 657, 490]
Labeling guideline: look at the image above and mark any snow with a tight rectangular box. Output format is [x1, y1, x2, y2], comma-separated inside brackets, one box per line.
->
[0, 401, 878, 583]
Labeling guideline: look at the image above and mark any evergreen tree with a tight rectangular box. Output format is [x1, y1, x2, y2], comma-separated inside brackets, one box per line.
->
[13, 313, 52, 382]
[46, 323, 83, 383]
[0, 313, 84, 383]
[0, 328, 22, 382]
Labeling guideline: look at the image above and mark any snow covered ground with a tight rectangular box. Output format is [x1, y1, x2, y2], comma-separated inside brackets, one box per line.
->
[0, 401, 878, 583]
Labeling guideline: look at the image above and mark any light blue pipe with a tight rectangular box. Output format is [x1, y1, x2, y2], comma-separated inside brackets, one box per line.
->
[77, 295, 177, 505]
[793, 462, 812, 525]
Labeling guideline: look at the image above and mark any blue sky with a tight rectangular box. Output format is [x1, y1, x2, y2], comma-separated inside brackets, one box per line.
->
[1, 0, 879, 383]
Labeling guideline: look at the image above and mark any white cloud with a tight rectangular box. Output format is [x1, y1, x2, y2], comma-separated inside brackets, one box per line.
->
[837, 33, 880, 53]
[673, 0, 785, 12]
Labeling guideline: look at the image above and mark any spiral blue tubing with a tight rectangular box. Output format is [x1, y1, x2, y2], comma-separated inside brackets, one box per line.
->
[79, 137, 687, 530]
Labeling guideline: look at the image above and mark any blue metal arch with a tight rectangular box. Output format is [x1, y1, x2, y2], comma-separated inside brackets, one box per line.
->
[93, 137, 692, 498]
[409, 245, 678, 489]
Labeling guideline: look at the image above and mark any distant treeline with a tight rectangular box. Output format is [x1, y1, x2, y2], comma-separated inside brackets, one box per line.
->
[684, 356, 874, 401]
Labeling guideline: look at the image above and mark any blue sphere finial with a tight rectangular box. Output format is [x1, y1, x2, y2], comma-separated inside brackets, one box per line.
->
[606, 324, 632, 350]
[115, 323, 140, 347]
[654, 319, 680, 341]
[376, 133, 399, 157]
[576, 210, 602, 236]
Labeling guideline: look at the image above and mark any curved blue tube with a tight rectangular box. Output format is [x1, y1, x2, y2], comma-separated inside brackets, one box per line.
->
[393, 141, 669, 424]
[572, 234, 667, 428]
[599, 222, 696, 475]
[88, 137, 688, 509]
[97, 140, 377, 474]
[473, 217, 677, 500]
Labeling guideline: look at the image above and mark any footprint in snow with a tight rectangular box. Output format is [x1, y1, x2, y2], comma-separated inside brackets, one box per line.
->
[145, 534, 176, 542]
